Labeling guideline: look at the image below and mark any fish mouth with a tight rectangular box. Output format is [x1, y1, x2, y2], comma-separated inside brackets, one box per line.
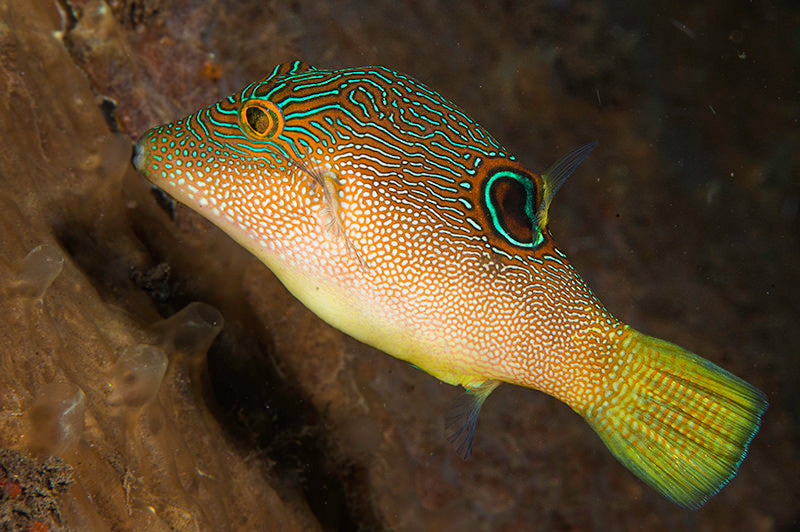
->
[131, 137, 149, 177]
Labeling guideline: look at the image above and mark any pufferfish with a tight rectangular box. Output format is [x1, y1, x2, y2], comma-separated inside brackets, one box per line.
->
[133, 60, 767, 509]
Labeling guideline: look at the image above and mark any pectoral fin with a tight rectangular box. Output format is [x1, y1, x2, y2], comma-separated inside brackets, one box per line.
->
[287, 154, 368, 270]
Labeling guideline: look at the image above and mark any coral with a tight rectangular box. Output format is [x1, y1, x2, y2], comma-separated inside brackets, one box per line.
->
[0, 449, 73, 532]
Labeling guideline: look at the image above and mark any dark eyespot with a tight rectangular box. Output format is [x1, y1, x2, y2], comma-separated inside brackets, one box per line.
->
[494, 178, 531, 241]
[482, 169, 544, 248]
[239, 99, 284, 139]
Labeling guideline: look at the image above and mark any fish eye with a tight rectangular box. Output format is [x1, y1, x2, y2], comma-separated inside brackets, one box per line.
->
[482, 169, 544, 248]
[239, 99, 283, 139]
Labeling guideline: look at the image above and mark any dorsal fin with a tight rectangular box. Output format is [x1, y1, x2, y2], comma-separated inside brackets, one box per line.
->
[535, 141, 597, 227]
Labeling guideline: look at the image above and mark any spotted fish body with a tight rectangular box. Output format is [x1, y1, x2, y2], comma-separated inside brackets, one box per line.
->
[134, 61, 767, 509]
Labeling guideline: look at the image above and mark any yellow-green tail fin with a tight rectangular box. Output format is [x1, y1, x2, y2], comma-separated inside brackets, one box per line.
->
[583, 329, 768, 509]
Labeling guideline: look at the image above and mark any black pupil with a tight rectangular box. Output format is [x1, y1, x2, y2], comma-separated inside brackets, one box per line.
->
[246, 106, 272, 135]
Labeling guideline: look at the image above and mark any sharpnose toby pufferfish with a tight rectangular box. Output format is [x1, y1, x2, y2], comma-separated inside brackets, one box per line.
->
[133, 61, 767, 508]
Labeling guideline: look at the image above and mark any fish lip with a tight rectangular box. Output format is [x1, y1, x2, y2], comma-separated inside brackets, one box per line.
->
[131, 137, 147, 174]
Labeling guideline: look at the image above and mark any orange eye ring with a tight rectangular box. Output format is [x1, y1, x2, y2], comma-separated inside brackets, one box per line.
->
[239, 99, 284, 139]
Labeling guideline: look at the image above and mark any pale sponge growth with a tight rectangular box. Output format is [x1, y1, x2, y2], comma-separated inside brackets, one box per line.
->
[23, 382, 86, 457]
[107, 345, 168, 409]
[151, 302, 224, 359]
[111, 304, 226, 529]
[0, 3, 315, 527]
[10, 244, 64, 300]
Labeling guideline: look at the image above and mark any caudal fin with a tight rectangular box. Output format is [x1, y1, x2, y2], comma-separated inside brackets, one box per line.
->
[583, 329, 767, 509]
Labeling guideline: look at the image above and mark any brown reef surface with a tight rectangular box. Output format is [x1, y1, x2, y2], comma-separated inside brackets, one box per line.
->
[0, 0, 797, 530]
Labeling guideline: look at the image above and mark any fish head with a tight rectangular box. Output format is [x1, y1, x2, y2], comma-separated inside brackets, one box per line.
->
[132, 62, 331, 265]
[133, 62, 597, 314]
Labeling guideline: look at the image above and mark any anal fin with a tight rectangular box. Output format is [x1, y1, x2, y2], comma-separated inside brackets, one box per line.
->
[445, 379, 500, 459]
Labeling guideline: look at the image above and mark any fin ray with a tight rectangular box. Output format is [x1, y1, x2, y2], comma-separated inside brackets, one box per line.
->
[286, 154, 368, 270]
[536, 141, 597, 227]
[583, 330, 767, 509]
[445, 379, 500, 459]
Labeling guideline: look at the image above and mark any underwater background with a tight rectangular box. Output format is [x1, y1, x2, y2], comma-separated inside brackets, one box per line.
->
[0, 0, 797, 530]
